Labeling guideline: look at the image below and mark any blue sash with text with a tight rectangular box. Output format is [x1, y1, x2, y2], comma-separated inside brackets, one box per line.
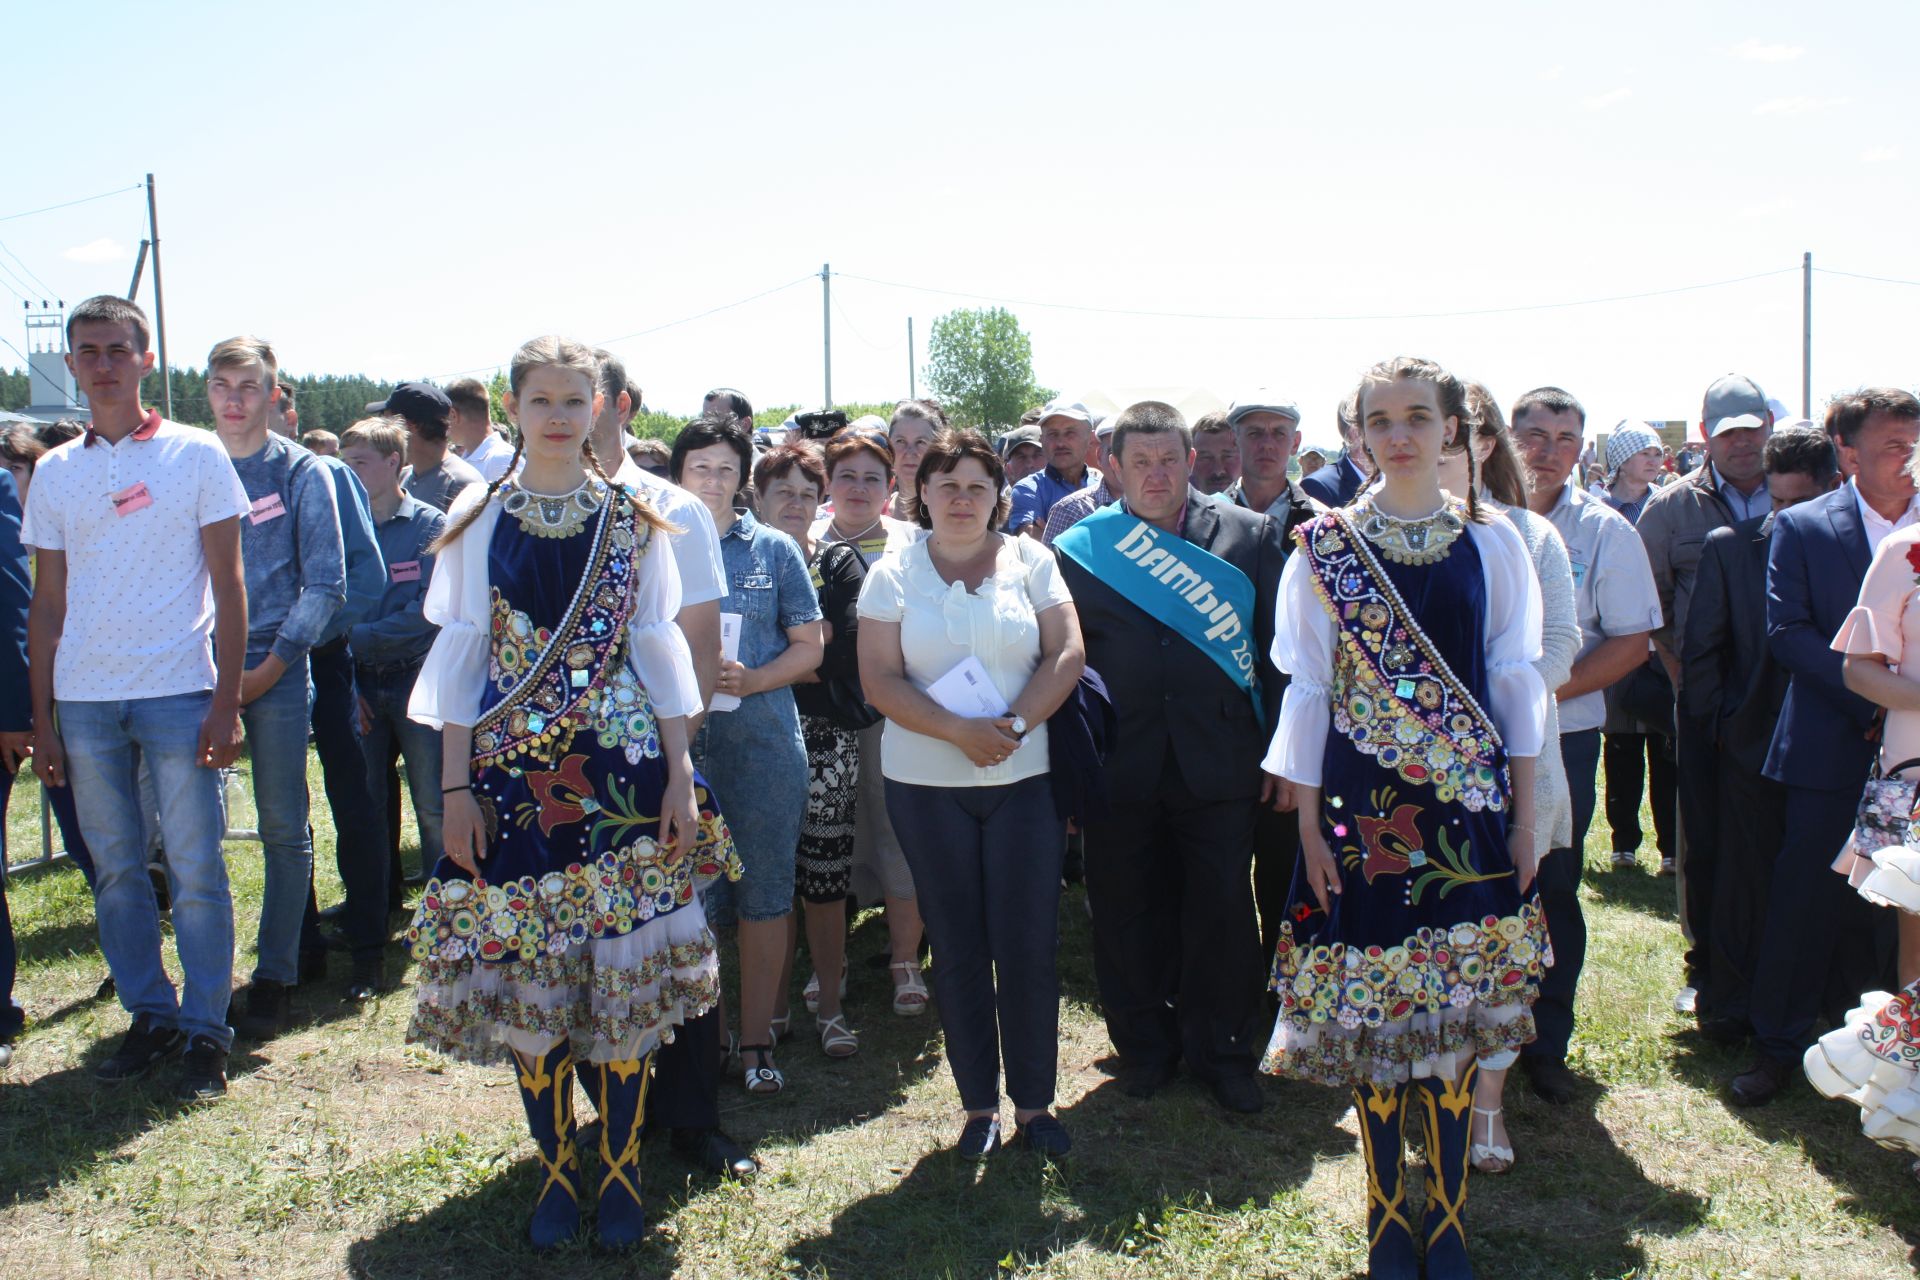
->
[1055, 504, 1262, 721]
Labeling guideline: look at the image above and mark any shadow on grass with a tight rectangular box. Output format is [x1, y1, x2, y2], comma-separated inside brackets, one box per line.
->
[784, 1073, 1354, 1278]
[1666, 1029, 1920, 1260]
[1583, 861, 1682, 922]
[0, 930, 412, 1212]
[1471, 1079, 1709, 1279]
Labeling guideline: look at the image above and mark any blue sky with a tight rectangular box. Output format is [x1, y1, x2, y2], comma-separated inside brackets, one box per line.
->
[8, 0, 1916, 440]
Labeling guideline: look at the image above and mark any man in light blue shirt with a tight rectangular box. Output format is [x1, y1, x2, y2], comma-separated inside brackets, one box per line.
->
[1007, 400, 1099, 536]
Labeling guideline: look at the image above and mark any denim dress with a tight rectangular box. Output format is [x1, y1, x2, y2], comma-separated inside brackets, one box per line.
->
[695, 509, 821, 924]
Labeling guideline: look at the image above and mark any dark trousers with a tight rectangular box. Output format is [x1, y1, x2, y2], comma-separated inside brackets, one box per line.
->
[300, 642, 390, 964]
[1752, 784, 1886, 1063]
[1602, 731, 1676, 858]
[646, 1003, 722, 1131]
[0, 770, 21, 1039]
[1674, 711, 1722, 993]
[887, 775, 1065, 1111]
[1252, 804, 1301, 972]
[1083, 753, 1263, 1081]
[1704, 759, 1785, 1025]
[1527, 728, 1601, 1062]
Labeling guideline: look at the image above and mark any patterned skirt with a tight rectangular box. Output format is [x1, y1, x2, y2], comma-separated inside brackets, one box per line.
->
[796, 715, 859, 901]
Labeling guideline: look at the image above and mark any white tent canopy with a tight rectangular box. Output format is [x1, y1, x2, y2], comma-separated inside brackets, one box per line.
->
[1068, 385, 1227, 427]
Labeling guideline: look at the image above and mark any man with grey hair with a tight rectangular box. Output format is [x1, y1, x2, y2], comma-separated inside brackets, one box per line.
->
[1054, 401, 1288, 1114]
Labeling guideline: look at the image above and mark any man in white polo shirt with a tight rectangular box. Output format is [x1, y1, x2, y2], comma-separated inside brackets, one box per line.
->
[23, 295, 251, 1100]
[1515, 385, 1663, 1105]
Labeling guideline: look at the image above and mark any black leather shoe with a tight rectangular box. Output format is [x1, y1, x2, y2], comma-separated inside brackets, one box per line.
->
[174, 1034, 228, 1101]
[94, 1014, 185, 1082]
[1522, 1054, 1577, 1105]
[1211, 1073, 1265, 1115]
[1016, 1114, 1072, 1158]
[346, 961, 386, 1002]
[1730, 1056, 1795, 1108]
[1697, 1014, 1750, 1046]
[315, 901, 347, 923]
[956, 1114, 1002, 1159]
[1122, 1060, 1178, 1100]
[232, 980, 293, 1040]
[670, 1127, 757, 1179]
[322, 928, 354, 953]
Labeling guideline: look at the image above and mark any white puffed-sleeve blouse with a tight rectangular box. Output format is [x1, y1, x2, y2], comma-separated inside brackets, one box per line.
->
[1261, 513, 1549, 788]
[408, 487, 702, 731]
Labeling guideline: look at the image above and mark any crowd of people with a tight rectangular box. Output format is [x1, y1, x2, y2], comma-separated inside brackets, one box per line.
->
[3, 291, 1918, 1274]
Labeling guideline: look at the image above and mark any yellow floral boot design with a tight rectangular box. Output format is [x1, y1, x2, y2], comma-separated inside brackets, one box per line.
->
[1354, 1082, 1418, 1279]
[512, 1039, 582, 1251]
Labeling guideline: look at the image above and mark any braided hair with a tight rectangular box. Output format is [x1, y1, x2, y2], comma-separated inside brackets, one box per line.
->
[429, 335, 677, 553]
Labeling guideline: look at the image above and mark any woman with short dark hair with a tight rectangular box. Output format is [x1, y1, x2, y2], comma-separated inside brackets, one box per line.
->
[857, 429, 1085, 1158]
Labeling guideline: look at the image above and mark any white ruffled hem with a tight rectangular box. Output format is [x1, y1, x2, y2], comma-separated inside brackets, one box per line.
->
[1803, 990, 1920, 1156]
[1860, 846, 1920, 914]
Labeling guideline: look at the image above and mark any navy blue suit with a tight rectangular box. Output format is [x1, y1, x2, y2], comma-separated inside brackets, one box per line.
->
[1750, 485, 1888, 1062]
[1299, 454, 1365, 508]
[0, 471, 34, 1038]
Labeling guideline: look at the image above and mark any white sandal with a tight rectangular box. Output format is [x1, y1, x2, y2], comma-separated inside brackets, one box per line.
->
[1471, 1105, 1514, 1174]
[818, 1013, 859, 1059]
[803, 963, 849, 1015]
[740, 1043, 784, 1095]
[890, 960, 930, 1017]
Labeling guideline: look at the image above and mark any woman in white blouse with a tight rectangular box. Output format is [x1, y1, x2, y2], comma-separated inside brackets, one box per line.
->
[1259, 357, 1548, 1279]
[857, 429, 1085, 1160]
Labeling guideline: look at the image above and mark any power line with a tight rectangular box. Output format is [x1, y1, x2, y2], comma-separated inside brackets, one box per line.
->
[830, 290, 901, 352]
[431, 274, 816, 380]
[0, 238, 58, 301]
[0, 183, 145, 225]
[1814, 266, 1920, 288]
[833, 265, 1801, 323]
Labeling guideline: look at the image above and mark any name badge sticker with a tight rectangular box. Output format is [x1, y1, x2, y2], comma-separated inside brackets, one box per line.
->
[389, 560, 421, 583]
[110, 482, 153, 517]
[249, 493, 287, 524]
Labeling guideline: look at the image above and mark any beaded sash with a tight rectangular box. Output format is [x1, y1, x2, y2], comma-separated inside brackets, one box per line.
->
[472, 494, 651, 770]
[1297, 510, 1508, 812]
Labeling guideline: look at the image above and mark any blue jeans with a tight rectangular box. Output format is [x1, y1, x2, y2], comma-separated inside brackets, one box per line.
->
[57, 691, 234, 1048]
[241, 652, 315, 984]
[357, 659, 443, 877]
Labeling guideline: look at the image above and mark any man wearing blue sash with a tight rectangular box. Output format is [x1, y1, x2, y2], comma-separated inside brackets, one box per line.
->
[1055, 401, 1288, 1114]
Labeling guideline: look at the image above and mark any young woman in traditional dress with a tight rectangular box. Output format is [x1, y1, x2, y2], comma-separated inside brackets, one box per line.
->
[1260, 356, 1550, 1279]
[404, 335, 737, 1250]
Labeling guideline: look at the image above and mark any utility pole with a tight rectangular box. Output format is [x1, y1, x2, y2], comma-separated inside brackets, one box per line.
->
[146, 173, 173, 420]
[907, 317, 915, 399]
[125, 239, 150, 302]
[820, 262, 832, 410]
[1801, 251, 1812, 419]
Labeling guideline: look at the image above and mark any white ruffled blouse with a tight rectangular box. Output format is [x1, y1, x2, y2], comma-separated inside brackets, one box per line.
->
[1262, 513, 1550, 789]
[407, 486, 702, 732]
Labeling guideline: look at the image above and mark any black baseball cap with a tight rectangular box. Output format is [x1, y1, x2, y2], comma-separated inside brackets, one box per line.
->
[366, 381, 452, 425]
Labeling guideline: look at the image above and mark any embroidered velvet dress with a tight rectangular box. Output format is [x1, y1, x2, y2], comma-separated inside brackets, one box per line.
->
[403, 479, 740, 1065]
[1261, 497, 1552, 1087]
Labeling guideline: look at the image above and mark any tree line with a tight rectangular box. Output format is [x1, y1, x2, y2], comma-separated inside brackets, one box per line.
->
[1, 306, 1054, 438]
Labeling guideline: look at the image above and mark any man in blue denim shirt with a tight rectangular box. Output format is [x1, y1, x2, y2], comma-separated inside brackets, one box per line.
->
[339, 419, 447, 995]
[209, 336, 345, 1040]
[1007, 400, 1100, 537]
[276, 388, 392, 1001]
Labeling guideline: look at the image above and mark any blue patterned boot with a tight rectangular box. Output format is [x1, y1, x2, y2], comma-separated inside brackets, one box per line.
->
[512, 1040, 582, 1251]
[1414, 1063, 1478, 1280]
[588, 1054, 653, 1248]
[1355, 1083, 1419, 1280]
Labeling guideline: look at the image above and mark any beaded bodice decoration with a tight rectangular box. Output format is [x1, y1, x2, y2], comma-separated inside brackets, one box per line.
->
[502, 479, 605, 540]
[1349, 495, 1469, 566]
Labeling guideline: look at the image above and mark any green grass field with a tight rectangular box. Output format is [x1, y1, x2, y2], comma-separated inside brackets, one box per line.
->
[2, 756, 1917, 1279]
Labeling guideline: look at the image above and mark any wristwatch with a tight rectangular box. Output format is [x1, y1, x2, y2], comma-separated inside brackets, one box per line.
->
[1009, 715, 1028, 739]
